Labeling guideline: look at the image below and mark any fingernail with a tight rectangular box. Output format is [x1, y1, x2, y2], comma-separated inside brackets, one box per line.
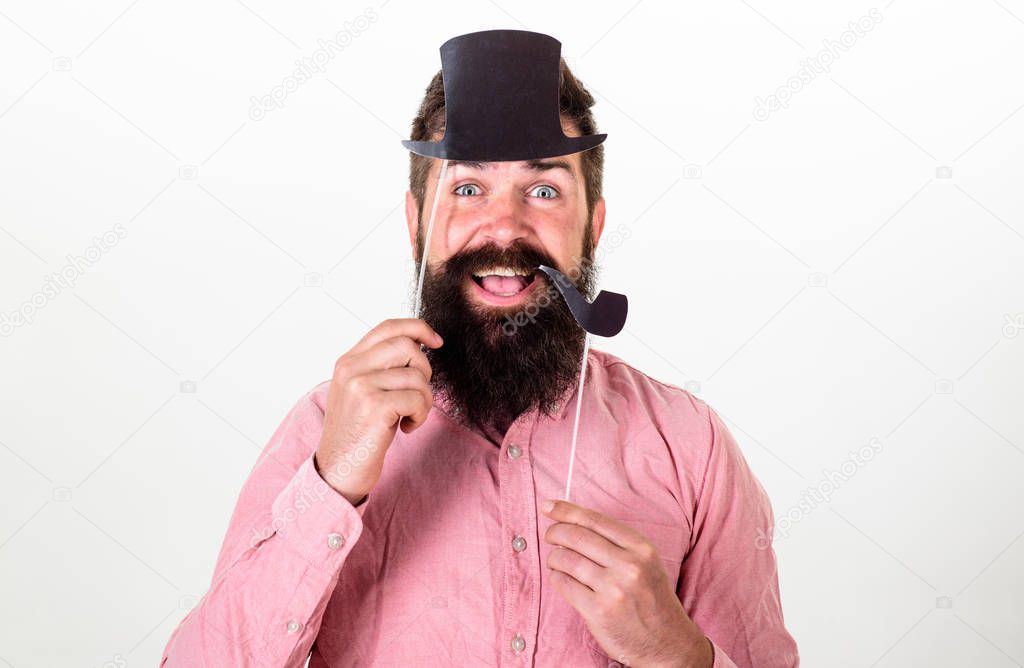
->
[542, 499, 554, 513]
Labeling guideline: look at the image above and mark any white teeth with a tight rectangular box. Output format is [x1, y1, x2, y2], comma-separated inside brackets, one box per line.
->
[472, 265, 529, 278]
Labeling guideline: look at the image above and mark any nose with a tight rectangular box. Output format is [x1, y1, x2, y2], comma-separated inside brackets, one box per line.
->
[479, 191, 530, 248]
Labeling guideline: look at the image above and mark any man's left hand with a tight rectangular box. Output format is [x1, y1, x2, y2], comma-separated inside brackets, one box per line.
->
[541, 499, 713, 668]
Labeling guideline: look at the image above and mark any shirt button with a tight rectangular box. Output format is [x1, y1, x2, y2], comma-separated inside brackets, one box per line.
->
[507, 444, 522, 459]
[286, 620, 301, 633]
[511, 633, 526, 653]
[512, 535, 527, 552]
[327, 533, 345, 550]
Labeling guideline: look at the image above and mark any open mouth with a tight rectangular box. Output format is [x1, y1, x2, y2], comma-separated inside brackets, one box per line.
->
[469, 266, 538, 298]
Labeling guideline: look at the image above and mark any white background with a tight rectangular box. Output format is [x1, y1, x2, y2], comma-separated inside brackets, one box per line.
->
[1, 1, 1023, 666]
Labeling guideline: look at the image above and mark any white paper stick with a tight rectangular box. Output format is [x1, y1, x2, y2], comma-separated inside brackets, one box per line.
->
[413, 158, 449, 317]
[562, 332, 591, 502]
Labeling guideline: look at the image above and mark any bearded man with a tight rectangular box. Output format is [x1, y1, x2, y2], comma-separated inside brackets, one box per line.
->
[162, 29, 799, 668]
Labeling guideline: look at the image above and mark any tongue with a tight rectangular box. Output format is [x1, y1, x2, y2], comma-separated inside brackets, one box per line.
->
[481, 275, 527, 294]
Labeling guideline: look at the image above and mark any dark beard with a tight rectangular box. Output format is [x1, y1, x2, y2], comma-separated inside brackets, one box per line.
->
[416, 236, 596, 435]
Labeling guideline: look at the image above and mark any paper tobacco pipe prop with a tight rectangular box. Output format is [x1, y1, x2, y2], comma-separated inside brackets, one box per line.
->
[536, 265, 628, 337]
[535, 263, 629, 502]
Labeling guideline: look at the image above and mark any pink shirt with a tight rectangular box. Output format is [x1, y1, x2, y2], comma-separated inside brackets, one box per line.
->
[161, 348, 798, 667]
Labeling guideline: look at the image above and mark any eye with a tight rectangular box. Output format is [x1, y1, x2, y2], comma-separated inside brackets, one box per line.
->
[454, 183, 481, 196]
[530, 185, 559, 199]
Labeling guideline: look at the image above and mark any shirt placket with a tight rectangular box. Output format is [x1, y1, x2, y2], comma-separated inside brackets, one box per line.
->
[498, 412, 542, 667]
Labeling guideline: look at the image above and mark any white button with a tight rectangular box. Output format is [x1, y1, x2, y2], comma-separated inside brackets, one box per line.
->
[327, 533, 345, 550]
[512, 535, 527, 552]
[511, 633, 526, 653]
[286, 619, 301, 633]
[507, 444, 522, 459]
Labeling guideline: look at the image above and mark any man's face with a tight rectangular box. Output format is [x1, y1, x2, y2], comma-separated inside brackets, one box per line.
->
[410, 151, 602, 308]
[404, 138, 606, 432]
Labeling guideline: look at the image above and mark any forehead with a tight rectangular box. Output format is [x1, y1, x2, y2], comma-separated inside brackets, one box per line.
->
[445, 157, 579, 182]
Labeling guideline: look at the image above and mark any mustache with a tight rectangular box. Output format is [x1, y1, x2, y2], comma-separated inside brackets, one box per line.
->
[438, 240, 560, 279]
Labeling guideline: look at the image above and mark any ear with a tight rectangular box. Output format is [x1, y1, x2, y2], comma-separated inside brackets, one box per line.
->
[405, 189, 419, 261]
[589, 197, 607, 251]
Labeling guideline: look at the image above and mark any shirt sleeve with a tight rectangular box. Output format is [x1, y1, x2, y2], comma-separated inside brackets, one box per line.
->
[677, 401, 800, 668]
[161, 387, 367, 667]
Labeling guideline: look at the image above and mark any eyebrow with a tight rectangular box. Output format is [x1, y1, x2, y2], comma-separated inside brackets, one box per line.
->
[447, 158, 577, 182]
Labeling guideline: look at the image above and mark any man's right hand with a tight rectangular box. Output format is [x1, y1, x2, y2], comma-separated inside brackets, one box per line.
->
[314, 318, 443, 506]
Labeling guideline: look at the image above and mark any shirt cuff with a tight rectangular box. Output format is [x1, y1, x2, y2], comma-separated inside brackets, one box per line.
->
[269, 453, 366, 579]
[709, 637, 738, 668]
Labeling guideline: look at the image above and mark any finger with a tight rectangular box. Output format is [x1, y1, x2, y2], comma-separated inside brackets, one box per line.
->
[544, 521, 627, 568]
[354, 368, 433, 432]
[547, 567, 595, 611]
[542, 500, 645, 551]
[352, 318, 443, 355]
[359, 366, 431, 393]
[351, 336, 433, 382]
[547, 545, 603, 595]
[373, 386, 433, 431]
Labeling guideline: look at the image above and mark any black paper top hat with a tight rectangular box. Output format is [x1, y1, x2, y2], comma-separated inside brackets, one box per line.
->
[401, 29, 607, 162]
